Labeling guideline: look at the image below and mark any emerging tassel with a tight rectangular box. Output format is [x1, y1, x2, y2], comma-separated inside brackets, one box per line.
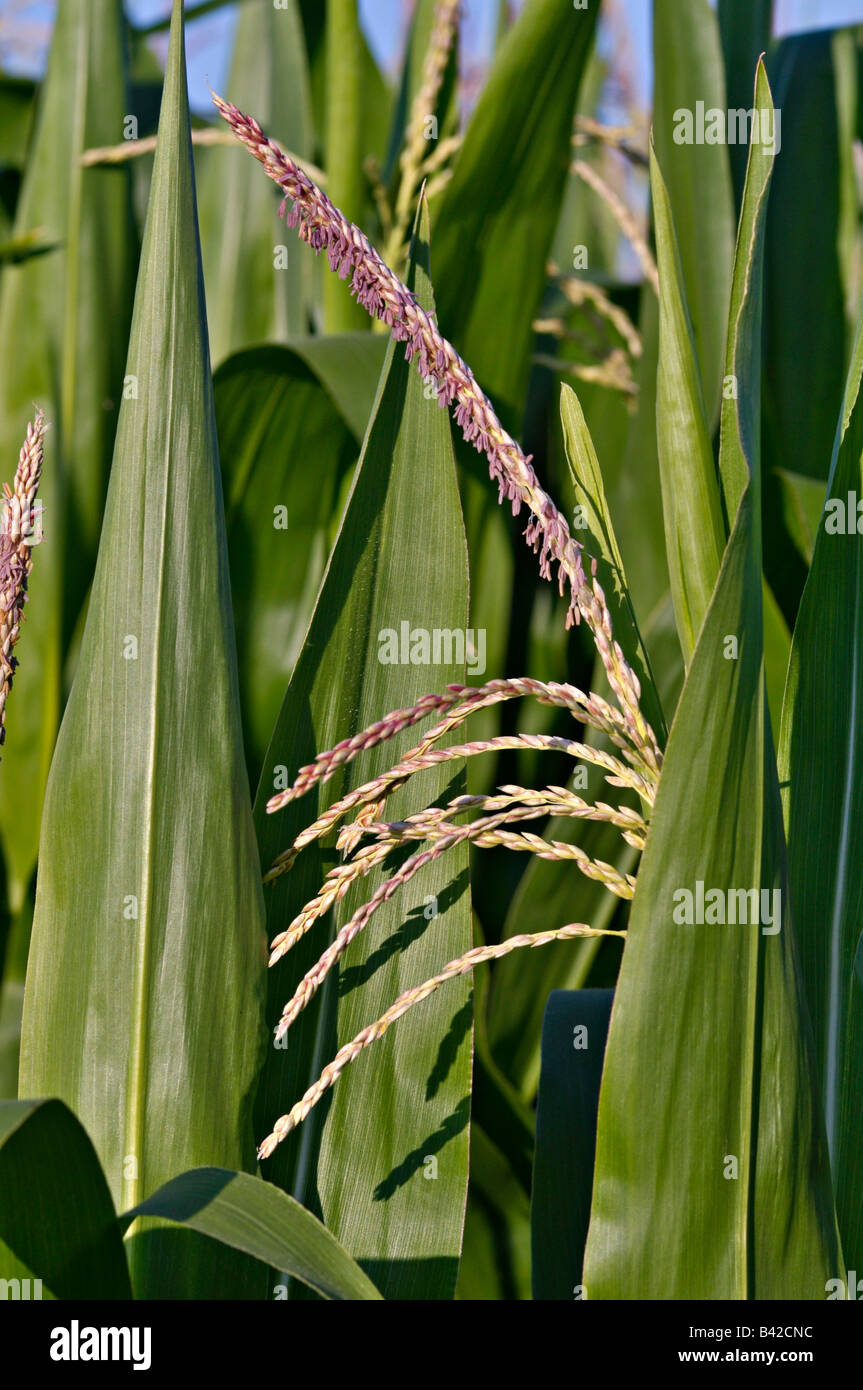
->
[0, 410, 48, 750]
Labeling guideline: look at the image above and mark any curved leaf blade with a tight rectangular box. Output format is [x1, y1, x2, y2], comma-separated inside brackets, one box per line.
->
[0, 1099, 131, 1300]
[123, 1167, 382, 1301]
[560, 382, 666, 741]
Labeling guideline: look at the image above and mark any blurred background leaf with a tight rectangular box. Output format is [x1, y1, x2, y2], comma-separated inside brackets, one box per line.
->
[197, 0, 316, 362]
[434, 0, 599, 429]
[215, 336, 384, 781]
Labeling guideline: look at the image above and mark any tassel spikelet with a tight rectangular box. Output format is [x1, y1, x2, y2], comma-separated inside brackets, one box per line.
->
[213, 92, 664, 1155]
[0, 410, 47, 750]
[258, 921, 627, 1156]
[213, 89, 659, 770]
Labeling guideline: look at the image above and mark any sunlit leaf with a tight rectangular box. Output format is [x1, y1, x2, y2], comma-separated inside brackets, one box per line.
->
[19, 2, 267, 1299]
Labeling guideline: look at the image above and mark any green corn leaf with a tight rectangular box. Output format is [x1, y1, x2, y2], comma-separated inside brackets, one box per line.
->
[0, 228, 56, 266]
[0, 0, 136, 913]
[0, 74, 35, 175]
[778, 293, 863, 1269]
[323, 0, 366, 332]
[456, 1123, 531, 1301]
[652, 0, 735, 432]
[0, 891, 32, 1099]
[834, 29, 861, 333]
[531, 989, 612, 1300]
[198, 0, 315, 363]
[19, 2, 267, 1299]
[560, 381, 666, 742]
[487, 769, 632, 1102]
[132, 0, 241, 34]
[457, 946, 532, 1302]
[763, 36, 845, 487]
[651, 141, 727, 663]
[550, 49, 626, 281]
[0, 1099, 132, 1300]
[122, 1167, 382, 1301]
[253, 199, 472, 1300]
[471, 945, 534, 1195]
[775, 468, 828, 565]
[215, 337, 385, 778]
[298, 0, 393, 175]
[433, 0, 598, 430]
[458, 473, 512, 799]
[762, 575, 791, 735]
[614, 293, 673, 634]
[761, 35, 848, 627]
[717, 67, 774, 523]
[583, 62, 841, 1299]
[283, 334, 387, 439]
[717, 0, 774, 205]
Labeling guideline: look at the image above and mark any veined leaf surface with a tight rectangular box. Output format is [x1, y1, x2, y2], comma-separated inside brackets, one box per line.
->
[19, 2, 267, 1299]
[583, 64, 840, 1299]
[779, 291, 863, 1269]
[253, 201, 472, 1299]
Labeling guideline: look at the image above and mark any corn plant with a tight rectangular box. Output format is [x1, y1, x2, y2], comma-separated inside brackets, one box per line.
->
[0, 0, 860, 1306]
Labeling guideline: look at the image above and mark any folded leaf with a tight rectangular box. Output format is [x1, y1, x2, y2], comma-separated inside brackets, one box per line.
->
[560, 382, 666, 741]
[0, 1099, 131, 1300]
[532, 989, 612, 1300]
[123, 1167, 382, 1300]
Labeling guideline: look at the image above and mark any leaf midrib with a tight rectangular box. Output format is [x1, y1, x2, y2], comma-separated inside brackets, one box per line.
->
[121, 247, 179, 1214]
